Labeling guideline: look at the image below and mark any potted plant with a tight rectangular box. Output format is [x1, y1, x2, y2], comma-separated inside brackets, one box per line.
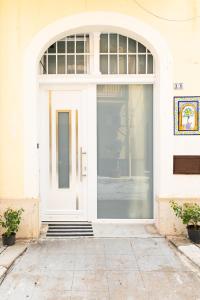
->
[0, 208, 24, 246]
[170, 201, 200, 243]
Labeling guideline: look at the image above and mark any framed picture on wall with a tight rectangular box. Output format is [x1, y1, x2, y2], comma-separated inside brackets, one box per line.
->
[174, 96, 200, 135]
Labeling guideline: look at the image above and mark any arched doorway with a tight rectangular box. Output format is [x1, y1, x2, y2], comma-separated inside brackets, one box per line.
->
[39, 32, 154, 221]
[22, 12, 172, 224]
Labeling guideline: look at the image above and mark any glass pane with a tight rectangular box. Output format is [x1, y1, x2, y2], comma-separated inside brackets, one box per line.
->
[110, 34, 117, 53]
[100, 55, 108, 74]
[138, 55, 146, 74]
[48, 43, 56, 53]
[67, 55, 75, 74]
[48, 55, 56, 74]
[128, 55, 136, 74]
[97, 84, 153, 219]
[85, 55, 90, 73]
[76, 55, 84, 74]
[85, 35, 89, 53]
[110, 55, 117, 74]
[57, 55, 65, 74]
[100, 34, 108, 53]
[67, 36, 75, 53]
[57, 41, 65, 53]
[147, 54, 153, 74]
[40, 55, 47, 74]
[76, 40, 84, 53]
[119, 55, 127, 74]
[119, 35, 127, 53]
[128, 38, 136, 53]
[58, 112, 70, 189]
[138, 42, 146, 53]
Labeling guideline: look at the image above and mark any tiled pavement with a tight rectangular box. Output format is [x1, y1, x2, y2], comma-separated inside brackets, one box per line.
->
[0, 237, 200, 299]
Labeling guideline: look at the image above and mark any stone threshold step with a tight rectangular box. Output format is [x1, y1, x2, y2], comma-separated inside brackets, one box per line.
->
[48, 221, 92, 223]
[48, 225, 92, 228]
[47, 229, 93, 232]
[46, 233, 94, 237]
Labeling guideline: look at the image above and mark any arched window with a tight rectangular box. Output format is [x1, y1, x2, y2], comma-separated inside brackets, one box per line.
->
[40, 33, 154, 75]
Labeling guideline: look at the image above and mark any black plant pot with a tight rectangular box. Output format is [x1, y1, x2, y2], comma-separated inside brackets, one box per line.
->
[187, 225, 200, 244]
[2, 233, 16, 246]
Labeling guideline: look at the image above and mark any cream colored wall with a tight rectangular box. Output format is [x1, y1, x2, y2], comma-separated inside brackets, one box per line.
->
[0, 0, 200, 237]
[0, 198, 40, 239]
[156, 197, 200, 236]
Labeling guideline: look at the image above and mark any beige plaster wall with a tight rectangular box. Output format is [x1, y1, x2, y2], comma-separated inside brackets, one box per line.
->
[0, 198, 40, 239]
[156, 197, 200, 236]
[0, 1, 200, 236]
[0, 1, 199, 198]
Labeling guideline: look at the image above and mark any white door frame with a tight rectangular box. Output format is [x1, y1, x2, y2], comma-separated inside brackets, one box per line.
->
[38, 83, 99, 222]
[23, 12, 173, 223]
[39, 85, 90, 221]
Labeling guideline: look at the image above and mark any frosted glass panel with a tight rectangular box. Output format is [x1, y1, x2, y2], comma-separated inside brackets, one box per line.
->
[128, 55, 136, 74]
[110, 34, 117, 53]
[67, 55, 75, 74]
[48, 55, 56, 74]
[148, 54, 153, 74]
[119, 35, 127, 53]
[57, 55, 65, 74]
[48, 43, 56, 53]
[57, 41, 65, 53]
[128, 39, 136, 53]
[138, 42, 146, 53]
[76, 55, 84, 74]
[119, 55, 127, 74]
[76, 40, 84, 53]
[138, 55, 146, 74]
[100, 34, 108, 53]
[100, 55, 108, 74]
[110, 55, 117, 74]
[67, 37, 75, 53]
[58, 112, 70, 189]
[97, 85, 153, 219]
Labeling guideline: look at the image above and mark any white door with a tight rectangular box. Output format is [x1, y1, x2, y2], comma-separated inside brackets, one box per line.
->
[40, 89, 88, 221]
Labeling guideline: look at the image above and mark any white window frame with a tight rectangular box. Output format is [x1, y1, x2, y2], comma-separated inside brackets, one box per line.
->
[39, 32, 154, 77]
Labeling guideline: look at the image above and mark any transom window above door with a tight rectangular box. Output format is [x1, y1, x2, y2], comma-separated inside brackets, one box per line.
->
[40, 34, 90, 74]
[40, 33, 154, 75]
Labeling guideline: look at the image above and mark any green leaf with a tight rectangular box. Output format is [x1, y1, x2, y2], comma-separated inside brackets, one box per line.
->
[170, 201, 200, 228]
[0, 208, 24, 237]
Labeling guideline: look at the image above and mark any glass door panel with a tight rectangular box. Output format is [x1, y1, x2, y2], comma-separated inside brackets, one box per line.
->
[97, 84, 153, 219]
[57, 111, 70, 189]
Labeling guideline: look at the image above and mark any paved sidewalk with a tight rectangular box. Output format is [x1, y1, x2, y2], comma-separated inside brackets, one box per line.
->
[0, 241, 28, 282]
[0, 237, 200, 299]
[168, 236, 200, 269]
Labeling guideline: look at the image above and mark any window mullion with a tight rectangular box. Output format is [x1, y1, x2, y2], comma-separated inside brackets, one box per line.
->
[91, 32, 101, 75]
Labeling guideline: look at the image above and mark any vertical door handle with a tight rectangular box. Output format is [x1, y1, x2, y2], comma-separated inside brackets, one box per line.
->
[80, 147, 87, 181]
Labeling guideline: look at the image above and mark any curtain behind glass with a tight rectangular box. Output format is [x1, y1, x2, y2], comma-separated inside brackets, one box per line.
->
[97, 84, 153, 219]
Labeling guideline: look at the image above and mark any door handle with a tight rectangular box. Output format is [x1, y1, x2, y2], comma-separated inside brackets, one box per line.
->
[80, 147, 87, 181]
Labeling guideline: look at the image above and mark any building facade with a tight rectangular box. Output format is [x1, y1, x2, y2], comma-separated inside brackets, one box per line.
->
[0, 0, 200, 238]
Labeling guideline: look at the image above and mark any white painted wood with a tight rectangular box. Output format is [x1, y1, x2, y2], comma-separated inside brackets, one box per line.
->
[93, 219, 155, 224]
[38, 74, 155, 84]
[86, 85, 97, 221]
[39, 88, 88, 221]
[91, 32, 101, 75]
